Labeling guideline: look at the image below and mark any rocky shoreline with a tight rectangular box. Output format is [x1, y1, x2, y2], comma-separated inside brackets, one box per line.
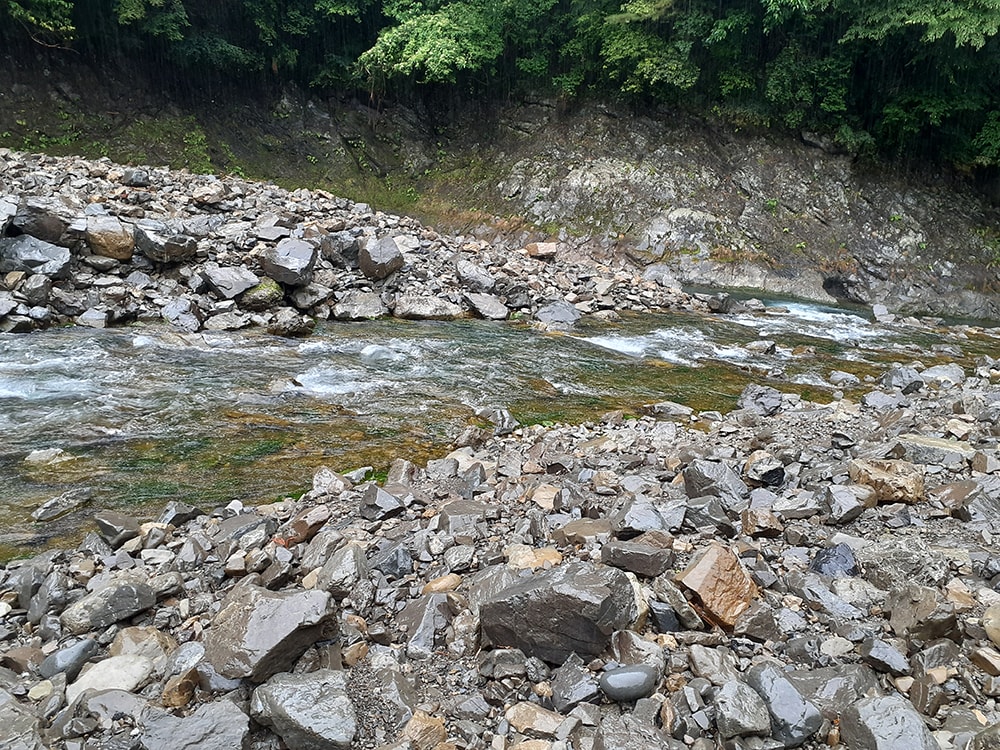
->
[3, 350, 1000, 749]
[0, 149, 703, 337]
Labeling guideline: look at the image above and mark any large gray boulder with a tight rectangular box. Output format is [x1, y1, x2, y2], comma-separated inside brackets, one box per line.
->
[11, 196, 76, 245]
[393, 294, 463, 320]
[479, 561, 637, 664]
[683, 459, 749, 512]
[261, 238, 317, 286]
[251, 669, 357, 750]
[839, 695, 937, 750]
[134, 223, 198, 264]
[141, 699, 250, 750]
[60, 575, 157, 635]
[0, 196, 16, 235]
[201, 265, 261, 299]
[332, 291, 388, 320]
[359, 236, 404, 280]
[465, 292, 509, 320]
[456, 259, 496, 291]
[0, 236, 71, 278]
[746, 661, 823, 747]
[534, 300, 581, 328]
[203, 584, 333, 682]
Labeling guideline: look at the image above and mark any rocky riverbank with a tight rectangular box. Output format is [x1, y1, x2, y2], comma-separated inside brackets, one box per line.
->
[3, 351, 1000, 749]
[0, 149, 702, 337]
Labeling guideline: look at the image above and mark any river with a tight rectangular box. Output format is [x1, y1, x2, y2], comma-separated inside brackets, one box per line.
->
[0, 298, 995, 555]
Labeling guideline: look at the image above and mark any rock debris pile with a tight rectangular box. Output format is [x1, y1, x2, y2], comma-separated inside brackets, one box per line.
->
[0, 150, 701, 335]
[3, 353, 1000, 749]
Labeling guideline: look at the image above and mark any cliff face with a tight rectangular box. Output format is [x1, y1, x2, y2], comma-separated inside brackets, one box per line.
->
[3, 49, 999, 319]
[428, 100, 1000, 319]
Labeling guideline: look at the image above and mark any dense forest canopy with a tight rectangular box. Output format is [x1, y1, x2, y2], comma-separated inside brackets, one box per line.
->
[4, 0, 1000, 170]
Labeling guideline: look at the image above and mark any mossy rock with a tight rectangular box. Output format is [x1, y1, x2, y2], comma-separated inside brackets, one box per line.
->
[241, 278, 284, 311]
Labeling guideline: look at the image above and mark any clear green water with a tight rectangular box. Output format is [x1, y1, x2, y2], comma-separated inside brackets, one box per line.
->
[1, 302, 995, 556]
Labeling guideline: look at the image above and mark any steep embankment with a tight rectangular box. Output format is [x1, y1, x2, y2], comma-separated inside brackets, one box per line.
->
[2, 52, 1000, 319]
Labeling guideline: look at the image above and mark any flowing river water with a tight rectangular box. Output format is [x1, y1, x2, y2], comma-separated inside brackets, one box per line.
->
[1, 298, 998, 556]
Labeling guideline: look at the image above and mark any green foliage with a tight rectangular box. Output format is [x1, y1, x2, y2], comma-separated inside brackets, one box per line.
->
[358, 2, 503, 84]
[2, 0, 74, 41]
[4, 0, 1000, 176]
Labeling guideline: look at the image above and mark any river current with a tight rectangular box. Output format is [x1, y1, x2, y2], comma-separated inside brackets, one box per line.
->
[0, 299, 995, 553]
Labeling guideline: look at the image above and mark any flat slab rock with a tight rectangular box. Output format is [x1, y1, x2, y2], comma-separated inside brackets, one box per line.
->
[203, 584, 333, 682]
[479, 560, 637, 664]
[141, 699, 250, 750]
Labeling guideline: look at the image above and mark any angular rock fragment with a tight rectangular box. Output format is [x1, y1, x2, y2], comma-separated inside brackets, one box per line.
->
[839, 695, 937, 750]
[203, 584, 333, 682]
[746, 661, 823, 748]
[359, 236, 404, 280]
[848, 459, 924, 504]
[714, 680, 771, 739]
[251, 669, 356, 750]
[480, 561, 637, 664]
[60, 575, 157, 635]
[140, 699, 250, 750]
[261, 238, 317, 286]
[675, 542, 757, 629]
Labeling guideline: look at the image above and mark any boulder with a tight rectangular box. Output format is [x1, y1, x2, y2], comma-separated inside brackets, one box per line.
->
[250, 669, 356, 750]
[839, 695, 937, 750]
[675, 542, 757, 629]
[60, 575, 157, 634]
[534, 300, 581, 328]
[203, 584, 333, 682]
[11, 196, 75, 244]
[683, 459, 749, 512]
[455, 259, 496, 291]
[359, 236, 404, 280]
[261, 238, 317, 286]
[266, 307, 315, 337]
[140, 699, 250, 750]
[479, 561, 637, 664]
[393, 294, 463, 320]
[848, 459, 924, 504]
[746, 661, 823, 747]
[201, 265, 260, 299]
[714, 680, 772, 738]
[737, 384, 784, 416]
[0, 236, 71, 278]
[134, 223, 198, 263]
[332, 291, 388, 320]
[66, 654, 153, 704]
[465, 292, 509, 320]
[86, 215, 134, 260]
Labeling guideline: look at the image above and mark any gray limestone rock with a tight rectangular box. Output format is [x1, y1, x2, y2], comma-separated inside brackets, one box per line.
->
[683, 459, 749, 512]
[551, 657, 600, 712]
[746, 661, 823, 747]
[201, 265, 260, 299]
[203, 584, 334, 682]
[332, 290, 388, 320]
[839, 695, 937, 750]
[261, 238, 317, 286]
[94, 510, 141, 549]
[480, 561, 637, 664]
[534, 300, 581, 328]
[60, 575, 157, 635]
[134, 224, 198, 264]
[455, 259, 496, 291]
[266, 307, 315, 337]
[0, 688, 44, 750]
[465, 292, 509, 320]
[860, 638, 910, 676]
[599, 664, 659, 702]
[359, 236, 404, 280]
[714, 680, 771, 738]
[0, 236, 71, 278]
[737, 384, 784, 416]
[161, 298, 203, 331]
[11, 196, 75, 245]
[250, 669, 356, 750]
[882, 365, 923, 393]
[140, 699, 250, 750]
[39, 639, 98, 681]
[393, 294, 464, 320]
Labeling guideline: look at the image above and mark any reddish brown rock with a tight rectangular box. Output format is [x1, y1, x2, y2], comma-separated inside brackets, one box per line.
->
[848, 459, 924, 504]
[675, 542, 757, 629]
